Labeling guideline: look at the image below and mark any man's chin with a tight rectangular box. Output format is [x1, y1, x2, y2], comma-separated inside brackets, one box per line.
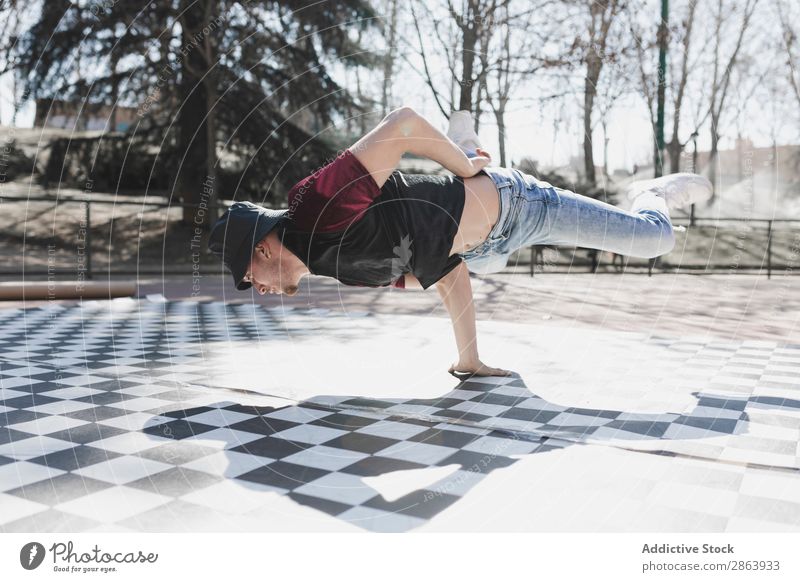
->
[284, 285, 299, 297]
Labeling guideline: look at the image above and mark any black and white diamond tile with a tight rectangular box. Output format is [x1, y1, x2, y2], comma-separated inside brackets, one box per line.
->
[1, 299, 799, 532]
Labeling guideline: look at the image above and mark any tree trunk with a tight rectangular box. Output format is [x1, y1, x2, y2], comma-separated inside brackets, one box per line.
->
[655, 0, 669, 177]
[584, 60, 600, 186]
[668, 130, 682, 173]
[652, 140, 659, 178]
[474, 75, 484, 134]
[109, 48, 119, 132]
[459, 57, 475, 111]
[708, 115, 720, 204]
[602, 118, 609, 179]
[459, 8, 478, 112]
[203, 79, 218, 227]
[203, 1, 220, 226]
[669, 0, 697, 174]
[495, 106, 507, 167]
[772, 139, 778, 196]
[177, 1, 210, 225]
[381, 0, 399, 116]
[354, 58, 368, 135]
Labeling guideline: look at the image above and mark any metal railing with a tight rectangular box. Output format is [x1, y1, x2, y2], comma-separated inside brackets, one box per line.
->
[0, 194, 231, 278]
[519, 217, 800, 279]
[1, 194, 798, 279]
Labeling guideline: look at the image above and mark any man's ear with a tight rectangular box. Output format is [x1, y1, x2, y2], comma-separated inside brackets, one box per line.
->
[253, 235, 272, 259]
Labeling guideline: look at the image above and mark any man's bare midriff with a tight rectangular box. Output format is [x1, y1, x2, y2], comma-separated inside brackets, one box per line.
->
[448, 173, 500, 256]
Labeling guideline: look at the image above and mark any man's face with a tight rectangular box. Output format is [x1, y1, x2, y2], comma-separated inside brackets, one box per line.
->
[243, 235, 300, 296]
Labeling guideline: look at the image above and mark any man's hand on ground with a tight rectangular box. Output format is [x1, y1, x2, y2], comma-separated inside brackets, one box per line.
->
[448, 358, 514, 378]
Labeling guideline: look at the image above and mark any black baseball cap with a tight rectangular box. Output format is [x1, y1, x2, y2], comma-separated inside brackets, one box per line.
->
[208, 201, 289, 290]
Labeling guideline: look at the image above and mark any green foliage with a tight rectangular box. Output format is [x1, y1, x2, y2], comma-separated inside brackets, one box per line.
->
[13, 0, 379, 204]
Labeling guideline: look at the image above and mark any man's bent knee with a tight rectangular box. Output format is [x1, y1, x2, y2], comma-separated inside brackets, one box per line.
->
[636, 227, 675, 259]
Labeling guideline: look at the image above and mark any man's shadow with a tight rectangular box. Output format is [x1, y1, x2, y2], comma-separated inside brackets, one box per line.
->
[144, 373, 798, 532]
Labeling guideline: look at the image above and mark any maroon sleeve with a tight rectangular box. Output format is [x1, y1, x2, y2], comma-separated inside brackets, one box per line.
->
[286, 149, 382, 233]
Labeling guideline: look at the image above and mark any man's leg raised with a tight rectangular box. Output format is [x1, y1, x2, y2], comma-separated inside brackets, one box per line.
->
[517, 180, 676, 260]
[521, 173, 710, 259]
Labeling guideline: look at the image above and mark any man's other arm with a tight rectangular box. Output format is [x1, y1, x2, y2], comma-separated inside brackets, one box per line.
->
[348, 106, 491, 190]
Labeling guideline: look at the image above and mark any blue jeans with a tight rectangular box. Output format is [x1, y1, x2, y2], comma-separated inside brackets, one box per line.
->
[458, 167, 676, 274]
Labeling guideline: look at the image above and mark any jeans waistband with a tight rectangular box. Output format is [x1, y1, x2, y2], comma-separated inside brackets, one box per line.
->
[479, 166, 524, 241]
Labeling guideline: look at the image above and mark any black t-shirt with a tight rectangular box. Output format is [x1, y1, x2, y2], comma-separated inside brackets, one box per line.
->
[279, 170, 466, 289]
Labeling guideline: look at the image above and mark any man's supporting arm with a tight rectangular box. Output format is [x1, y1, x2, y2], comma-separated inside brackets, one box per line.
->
[435, 261, 512, 377]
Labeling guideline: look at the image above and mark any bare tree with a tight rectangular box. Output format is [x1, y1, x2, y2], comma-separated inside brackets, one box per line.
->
[407, 1, 461, 117]
[667, 0, 700, 173]
[579, 0, 622, 186]
[630, 0, 660, 174]
[484, 13, 510, 164]
[0, 0, 25, 124]
[775, 0, 800, 113]
[704, 0, 760, 199]
[407, 0, 502, 118]
[630, 0, 706, 176]
[594, 52, 632, 181]
[177, 0, 221, 224]
[406, 0, 569, 168]
[477, 0, 566, 166]
[452, 0, 492, 112]
[381, 0, 401, 116]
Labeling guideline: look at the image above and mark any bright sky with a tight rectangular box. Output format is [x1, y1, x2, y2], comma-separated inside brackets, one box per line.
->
[2, 1, 796, 174]
[402, 65, 798, 174]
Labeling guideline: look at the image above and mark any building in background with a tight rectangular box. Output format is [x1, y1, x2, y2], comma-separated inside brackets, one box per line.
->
[33, 98, 137, 132]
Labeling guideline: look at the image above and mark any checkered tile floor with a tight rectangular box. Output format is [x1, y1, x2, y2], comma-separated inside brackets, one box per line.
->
[1, 299, 799, 532]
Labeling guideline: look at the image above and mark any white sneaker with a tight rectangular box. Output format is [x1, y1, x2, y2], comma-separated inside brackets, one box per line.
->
[626, 172, 713, 211]
[447, 110, 482, 156]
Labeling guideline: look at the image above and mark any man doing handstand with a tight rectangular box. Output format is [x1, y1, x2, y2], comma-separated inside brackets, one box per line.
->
[208, 107, 712, 378]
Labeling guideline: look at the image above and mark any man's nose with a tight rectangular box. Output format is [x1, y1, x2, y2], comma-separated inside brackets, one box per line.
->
[257, 285, 267, 295]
